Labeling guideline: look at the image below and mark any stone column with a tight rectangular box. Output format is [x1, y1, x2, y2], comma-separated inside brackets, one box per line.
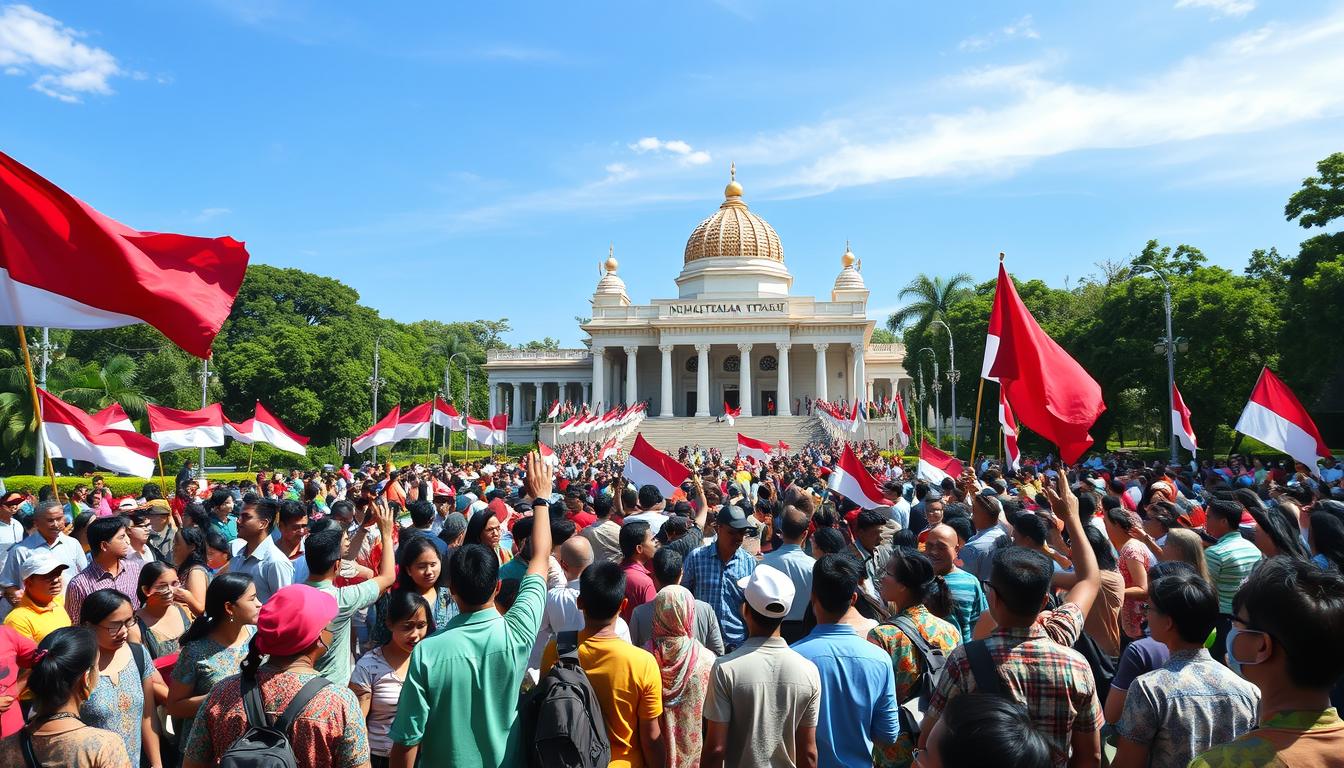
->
[511, 383, 522, 426]
[533, 382, 543, 421]
[582, 381, 590, 408]
[776, 343, 792, 416]
[737, 343, 753, 417]
[852, 343, 867, 405]
[813, 343, 829, 402]
[624, 345, 639, 406]
[591, 346, 605, 411]
[489, 384, 499, 418]
[659, 344, 674, 418]
[695, 344, 710, 417]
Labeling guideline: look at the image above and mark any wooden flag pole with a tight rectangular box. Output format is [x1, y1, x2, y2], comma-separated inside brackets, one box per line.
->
[968, 377, 987, 469]
[246, 442, 255, 473]
[16, 325, 59, 496]
[157, 453, 169, 499]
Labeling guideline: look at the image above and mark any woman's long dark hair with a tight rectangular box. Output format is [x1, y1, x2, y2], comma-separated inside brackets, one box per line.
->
[382, 590, 434, 645]
[79, 588, 132, 626]
[1310, 500, 1344, 572]
[464, 510, 493, 547]
[181, 573, 254, 645]
[28, 626, 99, 714]
[396, 536, 443, 593]
[136, 561, 176, 606]
[177, 525, 209, 572]
[887, 546, 953, 618]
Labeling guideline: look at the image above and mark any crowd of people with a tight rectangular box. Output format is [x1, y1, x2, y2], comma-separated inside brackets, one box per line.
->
[0, 438, 1340, 768]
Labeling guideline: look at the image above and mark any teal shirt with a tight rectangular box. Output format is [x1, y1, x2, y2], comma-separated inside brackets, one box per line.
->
[938, 567, 988, 642]
[1205, 532, 1262, 613]
[497, 555, 527, 584]
[207, 515, 237, 542]
[390, 573, 546, 767]
[309, 577, 381, 686]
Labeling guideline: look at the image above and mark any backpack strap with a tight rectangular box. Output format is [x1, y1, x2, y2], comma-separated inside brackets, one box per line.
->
[241, 677, 269, 730]
[129, 642, 149, 679]
[135, 618, 163, 659]
[273, 677, 331, 735]
[964, 640, 1004, 697]
[890, 615, 933, 666]
[19, 729, 38, 768]
[556, 630, 581, 663]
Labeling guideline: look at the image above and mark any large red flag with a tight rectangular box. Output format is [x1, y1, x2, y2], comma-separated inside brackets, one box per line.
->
[1234, 367, 1329, 472]
[985, 261, 1105, 463]
[40, 388, 158, 477]
[0, 150, 250, 358]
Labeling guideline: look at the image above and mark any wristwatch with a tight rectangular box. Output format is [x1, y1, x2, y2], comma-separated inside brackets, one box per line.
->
[531, 497, 549, 508]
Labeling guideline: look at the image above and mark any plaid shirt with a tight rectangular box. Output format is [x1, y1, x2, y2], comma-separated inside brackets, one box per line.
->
[927, 603, 1102, 768]
[681, 542, 756, 651]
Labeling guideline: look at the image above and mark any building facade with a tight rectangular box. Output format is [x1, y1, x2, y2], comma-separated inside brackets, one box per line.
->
[485, 170, 910, 442]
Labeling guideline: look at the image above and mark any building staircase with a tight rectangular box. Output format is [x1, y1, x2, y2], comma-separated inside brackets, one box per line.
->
[620, 415, 828, 454]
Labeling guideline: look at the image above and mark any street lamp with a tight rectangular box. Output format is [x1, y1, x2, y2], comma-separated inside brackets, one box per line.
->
[368, 336, 386, 464]
[932, 319, 959, 455]
[920, 347, 941, 445]
[1129, 265, 1178, 465]
[446, 352, 470, 457]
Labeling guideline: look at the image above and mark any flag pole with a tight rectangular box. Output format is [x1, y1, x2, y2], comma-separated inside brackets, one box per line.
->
[157, 453, 168, 499]
[969, 378, 986, 469]
[246, 442, 255, 473]
[16, 325, 59, 496]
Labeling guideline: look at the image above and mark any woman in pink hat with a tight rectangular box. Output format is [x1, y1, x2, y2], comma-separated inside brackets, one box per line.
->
[180, 584, 370, 768]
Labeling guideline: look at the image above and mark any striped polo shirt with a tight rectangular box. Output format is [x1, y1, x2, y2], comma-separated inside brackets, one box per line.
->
[1204, 532, 1262, 613]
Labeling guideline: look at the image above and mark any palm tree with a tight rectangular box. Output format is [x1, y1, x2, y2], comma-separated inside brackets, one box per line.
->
[886, 273, 975, 333]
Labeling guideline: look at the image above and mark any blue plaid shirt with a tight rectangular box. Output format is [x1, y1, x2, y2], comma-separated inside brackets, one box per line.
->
[681, 541, 756, 650]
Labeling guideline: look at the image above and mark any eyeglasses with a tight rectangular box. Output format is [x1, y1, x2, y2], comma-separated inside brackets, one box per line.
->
[97, 618, 136, 633]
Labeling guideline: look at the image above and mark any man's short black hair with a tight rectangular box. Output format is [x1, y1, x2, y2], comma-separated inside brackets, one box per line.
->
[989, 547, 1053, 616]
[813, 526, 847, 555]
[551, 517, 576, 547]
[278, 499, 307, 526]
[1009, 511, 1048, 547]
[637, 484, 663, 510]
[1207, 499, 1243, 529]
[86, 516, 128, 555]
[253, 498, 279, 529]
[448, 543, 501, 606]
[1234, 556, 1344, 690]
[512, 516, 534, 543]
[1149, 568, 1219, 644]
[652, 546, 683, 586]
[855, 508, 887, 531]
[304, 529, 343, 576]
[943, 515, 974, 543]
[329, 499, 355, 520]
[407, 500, 436, 528]
[621, 486, 638, 509]
[620, 520, 651, 560]
[579, 560, 626, 621]
[780, 506, 810, 539]
[812, 553, 861, 615]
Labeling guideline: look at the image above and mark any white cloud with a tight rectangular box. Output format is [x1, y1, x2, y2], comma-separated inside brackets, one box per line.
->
[629, 136, 713, 166]
[193, 207, 232, 223]
[1175, 0, 1255, 19]
[959, 14, 1040, 52]
[0, 4, 123, 102]
[471, 44, 561, 62]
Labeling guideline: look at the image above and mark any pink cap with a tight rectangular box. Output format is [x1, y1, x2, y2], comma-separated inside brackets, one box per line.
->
[255, 585, 337, 657]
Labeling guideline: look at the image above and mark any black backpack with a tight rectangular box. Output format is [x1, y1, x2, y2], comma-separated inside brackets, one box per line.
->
[522, 631, 612, 768]
[219, 676, 329, 768]
[885, 615, 948, 738]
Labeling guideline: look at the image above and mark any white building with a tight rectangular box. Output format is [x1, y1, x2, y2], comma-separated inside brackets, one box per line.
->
[485, 169, 911, 444]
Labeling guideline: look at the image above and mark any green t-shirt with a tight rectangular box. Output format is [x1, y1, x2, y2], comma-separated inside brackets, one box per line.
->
[308, 578, 381, 687]
[497, 555, 527, 584]
[390, 573, 546, 767]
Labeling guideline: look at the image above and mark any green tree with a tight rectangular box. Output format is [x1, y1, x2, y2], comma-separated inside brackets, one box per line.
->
[885, 273, 975, 336]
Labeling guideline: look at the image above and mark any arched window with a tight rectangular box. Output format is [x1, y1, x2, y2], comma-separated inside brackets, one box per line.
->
[685, 356, 698, 372]
[723, 355, 740, 372]
[758, 355, 778, 371]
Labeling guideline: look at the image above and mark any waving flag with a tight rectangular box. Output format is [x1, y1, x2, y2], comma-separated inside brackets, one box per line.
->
[917, 438, 964, 485]
[827, 443, 887, 509]
[599, 435, 620, 461]
[433, 397, 465, 432]
[1000, 389, 1021, 472]
[90, 403, 136, 433]
[539, 440, 560, 468]
[394, 402, 433, 442]
[465, 417, 495, 445]
[353, 407, 401, 453]
[1171, 383, 1198, 454]
[893, 394, 912, 450]
[0, 150, 249, 358]
[623, 434, 691, 498]
[723, 403, 740, 426]
[557, 414, 581, 436]
[547, 400, 561, 420]
[737, 433, 774, 463]
[778, 440, 790, 453]
[1234, 367, 1329, 473]
[984, 260, 1105, 463]
[252, 403, 310, 456]
[490, 414, 510, 444]
[224, 417, 256, 445]
[39, 388, 157, 477]
[848, 399, 867, 434]
[147, 403, 225, 452]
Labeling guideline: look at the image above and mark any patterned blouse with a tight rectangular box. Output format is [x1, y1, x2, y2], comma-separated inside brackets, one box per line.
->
[170, 627, 255, 749]
[1118, 539, 1155, 638]
[0, 725, 132, 768]
[867, 604, 962, 768]
[80, 646, 153, 765]
[184, 668, 369, 768]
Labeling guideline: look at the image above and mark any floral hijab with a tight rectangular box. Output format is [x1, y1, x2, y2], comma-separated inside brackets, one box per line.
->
[650, 585, 702, 707]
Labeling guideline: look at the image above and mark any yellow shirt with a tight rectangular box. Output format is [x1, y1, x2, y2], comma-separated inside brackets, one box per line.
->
[541, 630, 663, 768]
[3, 593, 71, 644]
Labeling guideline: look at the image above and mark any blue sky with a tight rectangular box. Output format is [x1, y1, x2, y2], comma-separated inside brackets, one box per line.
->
[3, 0, 1342, 346]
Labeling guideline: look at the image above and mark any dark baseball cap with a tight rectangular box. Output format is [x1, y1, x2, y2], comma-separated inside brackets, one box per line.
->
[716, 504, 756, 532]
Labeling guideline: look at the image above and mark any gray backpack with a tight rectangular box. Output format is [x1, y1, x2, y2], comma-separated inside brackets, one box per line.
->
[219, 676, 329, 768]
[887, 615, 948, 737]
[523, 631, 612, 768]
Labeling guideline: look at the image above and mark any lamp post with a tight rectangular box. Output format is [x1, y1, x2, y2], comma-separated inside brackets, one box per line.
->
[369, 336, 386, 464]
[920, 347, 941, 445]
[31, 328, 58, 475]
[932, 320, 959, 455]
[446, 352, 470, 458]
[1129, 265, 1178, 465]
[198, 359, 213, 479]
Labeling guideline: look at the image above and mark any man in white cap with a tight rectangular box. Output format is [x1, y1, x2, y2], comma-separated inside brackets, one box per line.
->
[1, 500, 86, 610]
[1, 550, 71, 643]
[702, 563, 820, 768]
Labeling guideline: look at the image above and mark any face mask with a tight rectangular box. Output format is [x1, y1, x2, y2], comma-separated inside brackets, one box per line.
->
[1225, 626, 1268, 677]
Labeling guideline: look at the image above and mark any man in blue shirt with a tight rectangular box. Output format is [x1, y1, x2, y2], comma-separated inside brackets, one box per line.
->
[793, 554, 899, 766]
[760, 505, 815, 643]
[682, 505, 757, 651]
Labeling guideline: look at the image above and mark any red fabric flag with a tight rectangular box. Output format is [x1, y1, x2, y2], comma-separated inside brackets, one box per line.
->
[0, 150, 250, 358]
[986, 261, 1105, 463]
[1234, 367, 1329, 472]
[40, 388, 158, 477]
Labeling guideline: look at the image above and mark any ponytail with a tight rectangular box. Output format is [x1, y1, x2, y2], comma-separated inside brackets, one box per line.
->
[181, 573, 254, 645]
[925, 574, 954, 620]
[28, 627, 99, 714]
[240, 635, 264, 682]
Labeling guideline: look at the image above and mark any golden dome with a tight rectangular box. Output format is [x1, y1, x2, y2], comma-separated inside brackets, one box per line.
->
[841, 240, 856, 267]
[604, 243, 619, 273]
[684, 166, 784, 264]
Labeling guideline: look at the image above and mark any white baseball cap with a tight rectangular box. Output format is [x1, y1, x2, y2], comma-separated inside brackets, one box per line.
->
[20, 551, 69, 581]
[737, 564, 795, 619]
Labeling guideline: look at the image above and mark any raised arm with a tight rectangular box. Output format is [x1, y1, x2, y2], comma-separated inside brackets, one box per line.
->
[1044, 471, 1098, 618]
[524, 452, 554, 578]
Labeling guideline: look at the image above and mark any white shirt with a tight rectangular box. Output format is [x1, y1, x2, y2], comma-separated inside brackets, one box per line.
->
[530, 577, 631, 677]
[624, 511, 670, 536]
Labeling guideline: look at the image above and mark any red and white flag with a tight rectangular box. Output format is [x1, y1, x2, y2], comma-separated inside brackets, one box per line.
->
[432, 397, 465, 432]
[394, 402, 433, 442]
[983, 260, 1105, 463]
[1171, 383, 1198, 454]
[547, 400, 561, 420]
[490, 414, 510, 445]
[147, 403, 225, 452]
[557, 414, 581, 436]
[39, 388, 157, 477]
[847, 399, 866, 434]
[465, 417, 495, 445]
[223, 417, 255, 445]
[599, 435, 620, 461]
[999, 389, 1021, 472]
[90, 403, 136, 433]
[737, 433, 774, 463]
[252, 402, 310, 456]
[623, 434, 691, 498]
[1234, 367, 1329, 473]
[0, 150, 250, 358]
[778, 440, 790, 453]
[917, 438, 964, 485]
[538, 440, 560, 468]
[893, 394, 912, 450]
[827, 443, 887, 509]
[723, 403, 740, 426]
